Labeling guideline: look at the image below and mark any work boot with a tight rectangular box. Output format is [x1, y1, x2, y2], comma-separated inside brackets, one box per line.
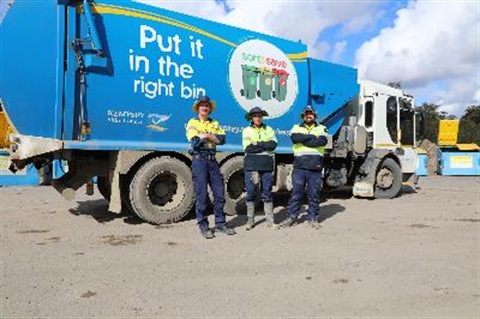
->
[264, 202, 277, 229]
[307, 219, 321, 229]
[215, 225, 236, 235]
[281, 217, 297, 228]
[200, 229, 215, 239]
[245, 201, 255, 231]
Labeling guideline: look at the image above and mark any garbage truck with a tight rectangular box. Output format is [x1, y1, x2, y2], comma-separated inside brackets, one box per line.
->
[0, 0, 420, 224]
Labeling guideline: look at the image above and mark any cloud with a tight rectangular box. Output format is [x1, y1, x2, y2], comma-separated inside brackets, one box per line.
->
[136, 0, 227, 20]
[136, 0, 385, 61]
[331, 41, 348, 62]
[355, 0, 479, 116]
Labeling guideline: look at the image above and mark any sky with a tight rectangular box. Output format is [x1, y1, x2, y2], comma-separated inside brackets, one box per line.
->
[1, 0, 478, 116]
[135, 0, 479, 117]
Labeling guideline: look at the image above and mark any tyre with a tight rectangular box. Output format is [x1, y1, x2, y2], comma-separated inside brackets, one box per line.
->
[217, 156, 262, 215]
[129, 156, 194, 224]
[374, 158, 402, 199]
[219, 156, 247, 215]
[97, 176, 111, 201]
[120, 174, 135, 215]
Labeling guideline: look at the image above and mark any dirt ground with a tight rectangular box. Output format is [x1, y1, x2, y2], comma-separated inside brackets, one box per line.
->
[1, 176, 479, 318]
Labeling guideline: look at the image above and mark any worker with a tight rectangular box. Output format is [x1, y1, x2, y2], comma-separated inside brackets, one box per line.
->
[282, 106, 328, 228]
[186, 95, 236, 239]
[242, 106, 278, 230]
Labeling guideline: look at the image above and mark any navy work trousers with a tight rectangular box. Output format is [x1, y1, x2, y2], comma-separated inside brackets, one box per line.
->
[245, 171, 273, 203]
[287, 168, 322, 221]
[191, 157, 226, 231]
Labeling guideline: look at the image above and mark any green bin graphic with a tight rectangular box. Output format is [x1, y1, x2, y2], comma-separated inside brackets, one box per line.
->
[257, 67, 274, 101]
[273, 69, 290, 102]
[240, 65, 259, 100]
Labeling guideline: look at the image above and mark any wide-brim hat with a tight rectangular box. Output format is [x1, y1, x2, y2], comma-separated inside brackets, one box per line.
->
[193, 95, 216, 113]
[300, 105, 317, 119]
[245, 106, 269, 121]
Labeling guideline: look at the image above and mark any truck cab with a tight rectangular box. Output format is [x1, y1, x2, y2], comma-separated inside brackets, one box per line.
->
[344, 80, 418, 198]
[358, 80, 418, 176]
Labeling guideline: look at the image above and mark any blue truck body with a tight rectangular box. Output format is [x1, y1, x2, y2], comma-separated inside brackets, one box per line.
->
[1, 0, 358, 153]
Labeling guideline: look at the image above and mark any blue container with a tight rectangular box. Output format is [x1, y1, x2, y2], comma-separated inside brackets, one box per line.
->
[0, 152, 39, 186]
[440, 150, 480, 176]
[416, 153, 428, 176]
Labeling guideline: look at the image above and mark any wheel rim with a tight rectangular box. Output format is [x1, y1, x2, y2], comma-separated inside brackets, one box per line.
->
[376, 167, 394, 189]
[147, 171, 185, 210]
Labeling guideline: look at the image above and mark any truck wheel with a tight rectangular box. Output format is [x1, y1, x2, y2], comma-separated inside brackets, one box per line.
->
[257, 90, 261, 97]
[217, 156, 262, 215]
[97, 176, 111, 201]
[120, 174, 135, 215]
[374, 158, 402, 199]
[129, 156, 194, 224]
[219, 156, 249, 215]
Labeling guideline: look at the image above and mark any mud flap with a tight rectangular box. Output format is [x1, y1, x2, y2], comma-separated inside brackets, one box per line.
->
[353, 149, 392, 198]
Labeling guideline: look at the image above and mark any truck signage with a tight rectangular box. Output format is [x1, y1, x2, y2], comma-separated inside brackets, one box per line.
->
[228, 39, 299, 118]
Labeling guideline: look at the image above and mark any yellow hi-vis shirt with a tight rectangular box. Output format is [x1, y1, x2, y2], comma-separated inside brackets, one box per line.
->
[242, 124, 277, 171]
[242, 125, 277, 151]
[291, 123, 327, 156]
[186, 117, 225, 154]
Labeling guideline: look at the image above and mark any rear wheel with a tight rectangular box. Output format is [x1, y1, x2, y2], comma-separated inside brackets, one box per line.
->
[129, 156, 194, 224]
[218, 156, 261, 215]
[374, 158, 402, 199]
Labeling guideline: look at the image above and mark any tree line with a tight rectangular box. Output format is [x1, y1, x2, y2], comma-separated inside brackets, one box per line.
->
[387, 82, 479, 145]
[416, 104, 480, 145]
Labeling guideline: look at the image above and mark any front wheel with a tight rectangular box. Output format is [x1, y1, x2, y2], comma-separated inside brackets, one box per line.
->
[374, 158, 402, 199]
[129, 156, 194, 224]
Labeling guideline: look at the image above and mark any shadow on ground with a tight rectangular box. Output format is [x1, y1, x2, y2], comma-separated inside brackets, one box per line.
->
[70, 184, 413, 227]
[69, 200, 144, 225]
[227, 194, 346, 229]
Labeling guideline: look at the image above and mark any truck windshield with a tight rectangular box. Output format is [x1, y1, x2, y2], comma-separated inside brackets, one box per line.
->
[386, 96, 398, 143]
[400, 99, 415, 146]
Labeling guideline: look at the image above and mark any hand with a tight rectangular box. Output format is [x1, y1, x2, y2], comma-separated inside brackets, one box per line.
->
[205, 133, 220, 144]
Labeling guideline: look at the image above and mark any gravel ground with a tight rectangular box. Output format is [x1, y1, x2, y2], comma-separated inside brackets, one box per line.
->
[1, 176, 479, 318]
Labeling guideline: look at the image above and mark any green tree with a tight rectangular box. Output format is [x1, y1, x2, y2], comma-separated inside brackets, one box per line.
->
[387, 81, 402, 89]
[458, 105, 480, 144]
[416, 103, 443, 143]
